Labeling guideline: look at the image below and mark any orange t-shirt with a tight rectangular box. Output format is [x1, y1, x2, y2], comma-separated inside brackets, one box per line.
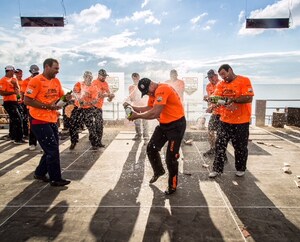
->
[165, 79, 185, 102]
[206, 81, 221, 115]
[0, 76, 18, 102]
[21, 76, 31, 94]
[91, 79, 110, 109]
[17, 79, 23, 89]
[25, 74, 64, 123]
[73, 82, 97, 109]
[148, 83, 185, 124]
[213, 75, 254, 124]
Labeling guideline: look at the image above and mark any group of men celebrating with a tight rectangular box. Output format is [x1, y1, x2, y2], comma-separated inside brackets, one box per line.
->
[0, 59, 254, 194]
[68, 69, 115, 151]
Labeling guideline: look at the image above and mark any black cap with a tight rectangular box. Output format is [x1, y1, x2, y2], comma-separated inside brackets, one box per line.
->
[98, 69, 109, 76]
[138, 78, 151, 97]
[205, 69, 218, 78]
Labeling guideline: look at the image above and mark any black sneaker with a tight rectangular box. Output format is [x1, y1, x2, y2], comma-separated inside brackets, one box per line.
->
[91, 146, 99, 151]
[132, 135, 142, 141]
[98, 143, 105, 148]
[70, 143, 77, 150]
[14, 139, 28, 145]
[203, 148, 215, 157]
[149, 170, 166, 183]
[164, 187, 176, 195]
[50, 179, 71, 187]
[34, 174, 50, 182]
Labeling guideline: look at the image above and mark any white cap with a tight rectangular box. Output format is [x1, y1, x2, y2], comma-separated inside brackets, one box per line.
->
[5, 65, 15, 71]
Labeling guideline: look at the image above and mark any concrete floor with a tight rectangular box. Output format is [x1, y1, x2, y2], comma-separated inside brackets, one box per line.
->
[0, 124, 300, 241]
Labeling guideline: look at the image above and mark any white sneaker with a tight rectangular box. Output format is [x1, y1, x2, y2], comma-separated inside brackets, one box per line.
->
[209, 171, 220, 178]
[235, 171, 245, 177]
[29, 145, 36, 151]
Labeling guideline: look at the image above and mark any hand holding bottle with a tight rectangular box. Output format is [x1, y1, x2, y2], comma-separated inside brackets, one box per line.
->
[56, 90, 73, 107]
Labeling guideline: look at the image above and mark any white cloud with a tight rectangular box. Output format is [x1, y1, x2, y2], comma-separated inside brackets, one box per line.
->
[190, 13, 208, 25]
[97, 60, 107, 67]
[172, 25, 180, 32]
[141, 0, 150, 9]
[70, 3, 111, 25]
[202, 19, 216, 30]
[238, 0, 300, 35]
[116, 10, 160, 25]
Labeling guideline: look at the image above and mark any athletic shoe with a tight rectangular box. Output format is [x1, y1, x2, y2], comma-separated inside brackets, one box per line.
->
[34, 174, 50, 182]
[149, 170, 166, 183]
[29, 145, 36, 151]
[235, 171, 245, 177]
[50, 179, 71, 187]
[209, 171, 221, 178]
[132, 135, 142, 141]
[70, 143, 77, 150]
[14, 139, 27, 145]
[164, 187, 176, 195]
[203, 148, 215, 157]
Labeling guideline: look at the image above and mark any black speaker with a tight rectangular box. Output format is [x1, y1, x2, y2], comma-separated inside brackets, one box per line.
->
[246, 18, 289, 28]
[21, 17, 64, 27]
[286, 108, 300, 127]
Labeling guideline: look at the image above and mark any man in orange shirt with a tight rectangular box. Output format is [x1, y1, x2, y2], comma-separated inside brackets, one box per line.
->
[24, 58, 71, 186]
[21, 65, 39, 150]
[0, 65, 24, 144]
[209, 64, 254, 178]
[15, 68, 29, 138]
[124, 78, 186, 195]
[203, 69, 222, 157]
[165, 69, 185, 102]
[69, 71, 98, 150]
[91, 69, 115, 149]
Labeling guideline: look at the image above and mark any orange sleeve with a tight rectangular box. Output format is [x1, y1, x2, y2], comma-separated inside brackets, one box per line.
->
[73, 82, 81, 93]
[153, 85, 170, 106]
[25, 77, 40, 99]
[240, 77, 254, 96]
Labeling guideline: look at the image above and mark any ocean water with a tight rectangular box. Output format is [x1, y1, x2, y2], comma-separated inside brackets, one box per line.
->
[252, 84, 300, 115]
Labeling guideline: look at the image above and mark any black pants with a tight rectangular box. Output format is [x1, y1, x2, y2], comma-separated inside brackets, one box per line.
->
[69, 107, 97, 146]
[147, 117, 186, 189]
[31, 122, 62, 181]
[28, 114, 37, 146]
[3, 101, 23, 142]
[17, 103, 29, 136]
[94, 108, 104, 146]
[213, 122, 250, 173]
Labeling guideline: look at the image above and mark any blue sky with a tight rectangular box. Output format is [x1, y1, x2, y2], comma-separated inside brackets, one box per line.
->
[0, 0, 299, 90]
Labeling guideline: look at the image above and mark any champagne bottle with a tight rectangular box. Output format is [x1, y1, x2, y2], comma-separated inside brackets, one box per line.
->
[209, 96, 228, 105]
[56, 90, 73, 107]
[125, 106, 132, 118]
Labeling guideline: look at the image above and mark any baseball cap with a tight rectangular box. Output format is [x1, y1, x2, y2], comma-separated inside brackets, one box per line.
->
[138, 78, 151, 97]
[170, 69, 178, 75]
[5, 65, 15, 71]
[29, 65, 39, 74]
[206, 69, 218, 78]
[15, 68, 23, 73]
[98, 69, 109, 77]
[83, 71, 93, 79]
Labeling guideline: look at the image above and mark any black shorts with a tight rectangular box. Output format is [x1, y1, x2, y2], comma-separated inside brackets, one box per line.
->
[208, 114, 220, 131]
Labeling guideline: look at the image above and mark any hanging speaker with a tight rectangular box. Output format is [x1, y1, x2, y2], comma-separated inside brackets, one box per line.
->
[21, 16, 64, 27]
[246, 18, 289, 28]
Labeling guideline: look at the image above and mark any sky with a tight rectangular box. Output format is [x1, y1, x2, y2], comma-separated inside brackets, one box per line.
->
[0, 0, 300, 91]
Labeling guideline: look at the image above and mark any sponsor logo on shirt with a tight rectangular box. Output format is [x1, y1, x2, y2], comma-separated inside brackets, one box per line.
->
[27, 89, 33, 94]
[157, 96, 163, 102]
